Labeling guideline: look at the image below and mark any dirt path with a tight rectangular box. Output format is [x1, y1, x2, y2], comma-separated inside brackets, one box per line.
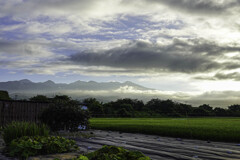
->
[75, 130, 240, 160]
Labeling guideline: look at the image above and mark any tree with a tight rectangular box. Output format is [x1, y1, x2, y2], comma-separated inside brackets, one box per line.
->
[115, 98, 144, 111]
[83, 98, 100, 105]
[198, 104, 214, 116]
[83, 98, 105, 117]
[0, 90, 11, 100]
[117, 108, 131, 117]
[146, 99, 177, 116]
[40, 98, 90, 132]
[53, 95, 71, 102]
[191, 107, 209, 116]
[228, 104, 240, 112]
[146, 99, 162, 111]
[199, 104, 213, 112]
[29, 95, 49, 102]
[214, 107, 227, 116]
[88, 102, 104, 117]
[228, 104, 240, 116]
[174, 103, 193, 116]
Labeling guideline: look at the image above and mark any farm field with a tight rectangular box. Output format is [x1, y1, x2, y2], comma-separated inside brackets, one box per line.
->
[90, 118, 240, 142]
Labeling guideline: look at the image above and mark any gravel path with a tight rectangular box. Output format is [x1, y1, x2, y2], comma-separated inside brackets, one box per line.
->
[75, 130, 240, 160]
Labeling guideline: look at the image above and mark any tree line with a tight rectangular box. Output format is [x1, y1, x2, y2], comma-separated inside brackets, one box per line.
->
[1, 90, 240, 117]
[83, 98, 240, 117]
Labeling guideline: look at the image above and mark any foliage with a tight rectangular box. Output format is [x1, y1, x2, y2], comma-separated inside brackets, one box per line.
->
[8, 136, 78, 159]
[0, 90, 11, 100]
[73, 155, 89, 160]
[29, 95, 49, 102]
[28, 94, 240, 119]
[3, 121, 49, 145]
[73, 145, 150, 160]
[228, 104, 240, 116]
[40, 96, 90, 132]
[90, 118, 240, 143]
[84, 97, 239, 118]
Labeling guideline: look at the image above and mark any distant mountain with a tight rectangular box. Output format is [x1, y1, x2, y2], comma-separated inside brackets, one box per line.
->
[0, 79, 150, 100]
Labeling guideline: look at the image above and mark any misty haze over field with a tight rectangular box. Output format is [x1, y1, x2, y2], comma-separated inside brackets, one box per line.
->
[1, 1, 240, 107]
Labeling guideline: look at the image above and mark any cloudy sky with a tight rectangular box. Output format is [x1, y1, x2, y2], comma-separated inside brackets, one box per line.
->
[1, 0, 240, 106]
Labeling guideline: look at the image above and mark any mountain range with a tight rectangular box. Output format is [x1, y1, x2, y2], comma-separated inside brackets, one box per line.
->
[0, 79, 148, 91]
[0, 79, 150, 100]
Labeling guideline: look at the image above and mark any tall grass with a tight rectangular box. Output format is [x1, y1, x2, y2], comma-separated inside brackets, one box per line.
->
[3, 121, 49, 145]
[90, 118, 240, 142]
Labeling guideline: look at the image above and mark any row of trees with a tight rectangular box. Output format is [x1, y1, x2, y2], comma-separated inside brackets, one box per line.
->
[83, 98, 240, 117]
[1, 90, 240, 117]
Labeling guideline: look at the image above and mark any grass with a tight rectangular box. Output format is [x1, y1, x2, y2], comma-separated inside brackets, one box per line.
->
[3, 121, 49, 145]
[90, 117, 240, 142]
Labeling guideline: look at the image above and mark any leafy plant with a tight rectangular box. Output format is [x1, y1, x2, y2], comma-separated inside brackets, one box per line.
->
[73, 155, 89, 160]
[73, 145, 151, 160]
[9, 136, 78, 159]
[3, 121, 49, 145]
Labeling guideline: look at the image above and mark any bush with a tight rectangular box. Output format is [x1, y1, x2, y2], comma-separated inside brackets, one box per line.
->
[73, 145, 151, 160]
[3, 121, 49, 145]
[0, 90, 11, 100]
[40, 99, 90, 132]
[9, 136, 78, 159]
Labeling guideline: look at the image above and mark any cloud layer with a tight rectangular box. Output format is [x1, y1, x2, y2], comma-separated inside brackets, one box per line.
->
[69, 39, 240, 74]
[1, 0, 240, 105]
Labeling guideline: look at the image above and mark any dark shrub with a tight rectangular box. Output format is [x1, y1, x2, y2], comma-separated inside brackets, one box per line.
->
[40, 99, 90, 132]
[0, 90, 11, 100]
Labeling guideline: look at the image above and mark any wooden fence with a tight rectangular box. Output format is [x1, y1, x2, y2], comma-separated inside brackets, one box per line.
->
[0, 100, 50, 126]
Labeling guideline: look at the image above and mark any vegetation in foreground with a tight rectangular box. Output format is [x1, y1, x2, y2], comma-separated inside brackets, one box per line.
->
[9, 136, 78, 159]
[3, 121, 49, 145]
[71, 145, 150, 160]
[2, 121, 78, 159]
[90, 118, 240, 142]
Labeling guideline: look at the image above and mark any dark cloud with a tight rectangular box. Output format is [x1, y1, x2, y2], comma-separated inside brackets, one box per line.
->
[214, 72, 240, 81]
[144, 0, 240, 15]
[194, 72, 240, 81]
[69, 39, 240, 74]
[0, 40, 31, 55]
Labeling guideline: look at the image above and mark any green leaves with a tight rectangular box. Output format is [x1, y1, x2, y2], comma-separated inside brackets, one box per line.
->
[8, 136, 79, 159]
[72, 145, 151, 160]
[74, 155, 89, 160]
[84, 145, 150, 160]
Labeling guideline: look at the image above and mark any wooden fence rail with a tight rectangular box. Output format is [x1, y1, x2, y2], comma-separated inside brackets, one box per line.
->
[0, 100, 50, 126]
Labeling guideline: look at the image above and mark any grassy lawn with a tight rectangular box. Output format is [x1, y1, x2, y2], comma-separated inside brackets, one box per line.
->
[90, 118, 240, 142]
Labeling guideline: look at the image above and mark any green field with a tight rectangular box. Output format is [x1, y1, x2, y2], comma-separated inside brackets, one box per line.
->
[90, 118, 240, 142]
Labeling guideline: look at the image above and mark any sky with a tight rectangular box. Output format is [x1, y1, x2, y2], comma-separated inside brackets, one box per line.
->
[1, 0, 240, 106]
